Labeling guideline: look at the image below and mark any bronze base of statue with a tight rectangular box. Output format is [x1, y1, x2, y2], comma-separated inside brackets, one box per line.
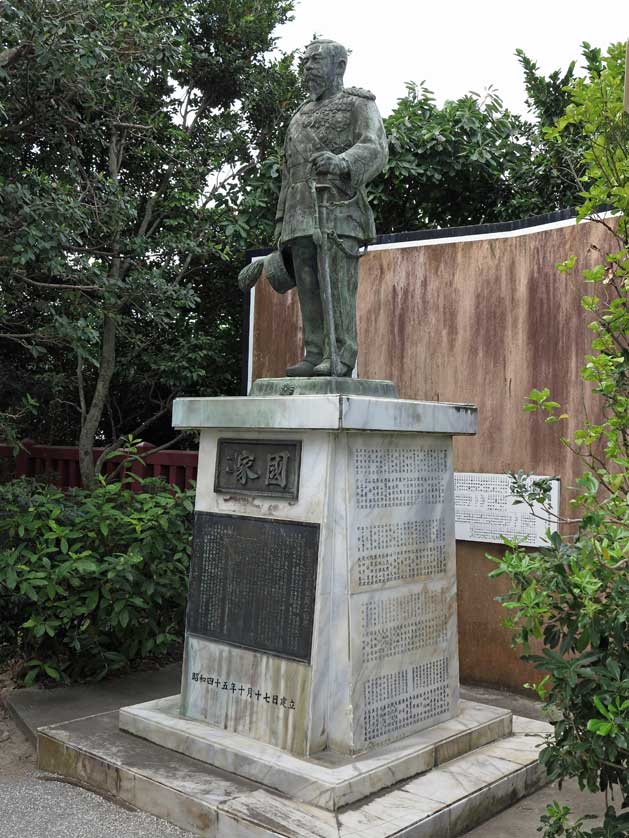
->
[249, 377, 398, 398]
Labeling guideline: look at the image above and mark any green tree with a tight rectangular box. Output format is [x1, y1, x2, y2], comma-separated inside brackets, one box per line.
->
[370, 46, 604, 234]
[370, 82, 532, 231]
[506, 44, 604, 221]
[0, 0, 297, 486]
[490, 41, 629, 838]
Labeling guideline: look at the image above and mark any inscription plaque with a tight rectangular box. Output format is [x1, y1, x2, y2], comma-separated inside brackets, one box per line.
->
[349, 437, 454, 745]
[187, 512, 319, 662]
[360, 589, 447, 662]
[454, 472, 560, 546]
[356, 519, 447, 588]
[353, 446, 448, 509]
[363, 657, 450, 743]
[214, 438, 301, 500]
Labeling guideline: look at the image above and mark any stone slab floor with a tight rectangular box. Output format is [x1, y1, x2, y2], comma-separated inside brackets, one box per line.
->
[0, 703, 608, 837]
[0, 673, 604, 838]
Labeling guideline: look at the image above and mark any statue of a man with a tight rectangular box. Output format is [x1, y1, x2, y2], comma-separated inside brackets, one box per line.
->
[241, 39, 388, 378]
[279, 38, 388, 377]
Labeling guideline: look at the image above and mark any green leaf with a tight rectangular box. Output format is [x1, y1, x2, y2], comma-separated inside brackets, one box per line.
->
[5, 566, 18, 590]
[24, 668, 39, 687]
[85, 589, 99, 611]
[587, 719, 613, 736]
[593, 695, 612, 719]
[43, 664, 61, 681]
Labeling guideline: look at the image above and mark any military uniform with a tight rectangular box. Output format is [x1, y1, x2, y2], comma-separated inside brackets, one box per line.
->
[275, 87, 388, 371]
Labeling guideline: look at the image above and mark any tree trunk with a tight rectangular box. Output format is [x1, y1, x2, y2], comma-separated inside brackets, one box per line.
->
[78, 313, 116, 489]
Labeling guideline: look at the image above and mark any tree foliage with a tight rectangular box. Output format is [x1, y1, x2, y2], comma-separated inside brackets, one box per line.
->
[0, 0, 298, 485]
[371, 83, 532, 231]
[0, 18, 614, 472]
[490, 42, 629, 838]
[370, 46, 603, 233]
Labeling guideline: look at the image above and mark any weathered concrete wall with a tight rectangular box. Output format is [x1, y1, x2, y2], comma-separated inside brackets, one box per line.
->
[250, 217, 617, 692]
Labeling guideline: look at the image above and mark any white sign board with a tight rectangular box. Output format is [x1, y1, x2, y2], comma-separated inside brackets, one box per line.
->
[454, 472, 560, 547]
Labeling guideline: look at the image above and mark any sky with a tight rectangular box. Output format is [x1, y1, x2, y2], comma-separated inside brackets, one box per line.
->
[275, 0, 629, 117]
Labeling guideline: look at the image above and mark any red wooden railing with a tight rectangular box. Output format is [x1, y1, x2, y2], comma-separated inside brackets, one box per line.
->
[0, 441, 198, 491]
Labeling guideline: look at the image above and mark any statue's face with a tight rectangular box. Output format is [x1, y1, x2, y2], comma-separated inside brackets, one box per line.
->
[303, 45, 338, 98]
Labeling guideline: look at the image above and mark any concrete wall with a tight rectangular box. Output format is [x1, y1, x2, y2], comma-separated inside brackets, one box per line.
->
[248, 215, 616, 692]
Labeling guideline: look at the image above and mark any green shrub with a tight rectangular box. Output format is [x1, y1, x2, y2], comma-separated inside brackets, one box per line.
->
[491, 42, 629, 838]
[0, 476, 193, 685]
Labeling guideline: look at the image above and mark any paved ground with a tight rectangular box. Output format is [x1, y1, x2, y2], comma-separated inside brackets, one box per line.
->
[0, 699, 192, 837]
[464, 777, 605, 836]
[0, 777, 192, 838]
[0, 670, 609, 837]
[461, 685, 606, 835]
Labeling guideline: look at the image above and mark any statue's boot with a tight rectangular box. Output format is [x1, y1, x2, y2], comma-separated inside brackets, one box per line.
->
[312, 359, 353, 377]
[286, 359, 317, 377]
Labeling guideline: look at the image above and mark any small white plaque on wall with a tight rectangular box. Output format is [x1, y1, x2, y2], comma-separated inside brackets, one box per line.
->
[454, 472, 560, 547]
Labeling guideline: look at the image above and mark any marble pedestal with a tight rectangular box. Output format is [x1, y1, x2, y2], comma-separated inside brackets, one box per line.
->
[120, 394, 478, 808]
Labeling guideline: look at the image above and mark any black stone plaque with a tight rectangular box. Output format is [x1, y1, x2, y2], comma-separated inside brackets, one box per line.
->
[187, 512, 319, 662]
[214, 438, 301, 500]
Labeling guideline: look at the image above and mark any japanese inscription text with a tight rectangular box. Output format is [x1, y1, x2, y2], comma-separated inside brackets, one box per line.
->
[190, 671, 297, 711]
[214, 438, 301, 500]
[349, 439, 452, 745]
[187, 512, 319, 662]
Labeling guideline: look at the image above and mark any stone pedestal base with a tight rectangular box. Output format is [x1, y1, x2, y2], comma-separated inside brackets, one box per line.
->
[41, 709, 551, 837]
[32, 389, 554, 836]
[167, 395, 477, 759]
[119, 696, 512, 810]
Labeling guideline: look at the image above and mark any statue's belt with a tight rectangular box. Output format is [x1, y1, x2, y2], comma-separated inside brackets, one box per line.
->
[288, 171, 360, 211]
[288, 167, 344, 186]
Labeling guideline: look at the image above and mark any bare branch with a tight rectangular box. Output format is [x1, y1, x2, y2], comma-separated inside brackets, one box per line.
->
[78, 314, 117, 488]
[0, 332, 62, 345]
[140, 431, 188, 459]
[589, 213, 623, 243]
[94, 398, 174, 475]
[128, 398, 174, 438]
[106, 399, 118, 444]
[112, 121, 152, 131]
[109, 126, 120, 181]
[18, 275, 100, 292]
[107, 430, 191, 481]
[51, 398, 82, 415]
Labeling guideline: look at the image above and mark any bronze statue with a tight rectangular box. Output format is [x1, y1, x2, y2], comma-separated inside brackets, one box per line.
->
[239, 39, 388, 378]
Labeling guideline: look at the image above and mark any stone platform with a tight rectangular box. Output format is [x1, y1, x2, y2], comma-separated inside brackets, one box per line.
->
[39, 709, 551, 837]
[119, 697, 511, 810]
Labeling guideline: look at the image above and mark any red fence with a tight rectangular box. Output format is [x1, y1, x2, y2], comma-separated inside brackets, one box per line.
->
[0, 441, 199, 491]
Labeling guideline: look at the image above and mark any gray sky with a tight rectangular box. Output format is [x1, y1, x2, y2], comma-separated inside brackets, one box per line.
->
[275, 0, 628, 117]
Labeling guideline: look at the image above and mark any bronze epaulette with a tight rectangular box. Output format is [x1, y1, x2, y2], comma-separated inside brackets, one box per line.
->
[343, 86, 376, 101]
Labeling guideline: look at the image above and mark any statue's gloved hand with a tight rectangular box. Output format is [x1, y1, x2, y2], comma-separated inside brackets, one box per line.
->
[237, 260, 264, 292]
[273, 221, 283, 245]
[310, 151, 349, 177]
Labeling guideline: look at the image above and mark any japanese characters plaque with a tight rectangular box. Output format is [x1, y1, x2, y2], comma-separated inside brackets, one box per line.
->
[214, 438, 301, 500]
[187, 512, 319, 662]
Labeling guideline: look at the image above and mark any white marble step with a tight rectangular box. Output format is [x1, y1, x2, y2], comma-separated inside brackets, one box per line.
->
[39, 709, 550, 837]
[119, 696, 513, 810]
[214, 717, 549, 837]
